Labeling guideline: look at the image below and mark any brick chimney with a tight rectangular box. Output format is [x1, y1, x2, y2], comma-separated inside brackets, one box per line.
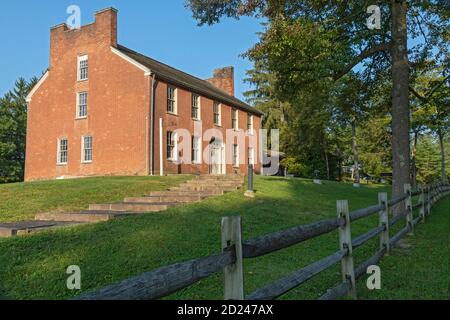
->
[207, 67, 235, 96]
[50, 7, 118, 68]
[94, 7, 118, 47]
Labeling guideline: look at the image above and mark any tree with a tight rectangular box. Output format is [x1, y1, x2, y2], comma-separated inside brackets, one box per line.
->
[0, 77, 37, 183]
[187, 0, 449, 210]
[415, 134, 442, 183]
[333, 74, 374, 186]
[410, 68, 450, 182]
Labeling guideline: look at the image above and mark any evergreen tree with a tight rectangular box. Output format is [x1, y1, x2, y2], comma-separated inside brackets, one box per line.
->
[0, 77, 38, 183]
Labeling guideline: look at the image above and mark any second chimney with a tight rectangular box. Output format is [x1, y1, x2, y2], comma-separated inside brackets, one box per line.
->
[207, 67, 235, 96]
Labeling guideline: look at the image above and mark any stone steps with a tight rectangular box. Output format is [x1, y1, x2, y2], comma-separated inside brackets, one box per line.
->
[36, 211, 132, 223]
[196, 174, 244, 181]
[3, 174, 245, 238]
[184, 181, 242, 187]
[124, 195, 209, 203]
[169, 185, 239, 192]
[149, 190, 222, 197]
[89, 202, 177, 212]
[0, 220, 85, 238]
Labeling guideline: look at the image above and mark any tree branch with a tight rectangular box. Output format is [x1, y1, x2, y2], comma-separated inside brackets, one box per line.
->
[409, 86, 426, 101]
[409, 75, 450, 103]
[333, 43, 391, 81]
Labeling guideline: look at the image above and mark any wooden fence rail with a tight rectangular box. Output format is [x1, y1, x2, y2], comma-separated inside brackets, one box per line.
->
[75, 181, 450, 300]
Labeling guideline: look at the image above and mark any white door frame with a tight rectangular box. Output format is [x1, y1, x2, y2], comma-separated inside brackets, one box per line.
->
[209, 139, 226, 175]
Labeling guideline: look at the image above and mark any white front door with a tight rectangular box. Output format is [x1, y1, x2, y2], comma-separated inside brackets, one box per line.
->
[209, 140, 225, 175]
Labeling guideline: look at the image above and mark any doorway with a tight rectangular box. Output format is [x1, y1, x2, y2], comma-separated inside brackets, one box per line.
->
[209, 138, 225, 175]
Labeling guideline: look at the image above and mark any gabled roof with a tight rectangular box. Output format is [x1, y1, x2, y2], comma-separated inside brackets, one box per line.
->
[117, 45, 263, 117]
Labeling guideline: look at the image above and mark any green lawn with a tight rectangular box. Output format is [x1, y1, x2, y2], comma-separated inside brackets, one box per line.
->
[357, 198, 450, 300]
[0, 175, 191, 223]
[0, 176, 447, 300]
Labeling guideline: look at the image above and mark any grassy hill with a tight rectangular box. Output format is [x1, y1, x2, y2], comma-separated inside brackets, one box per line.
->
[0, 176, 448, 300]
[0, 175, 191, 223]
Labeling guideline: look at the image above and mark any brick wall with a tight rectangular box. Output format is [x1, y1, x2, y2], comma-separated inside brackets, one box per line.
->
[25, 8, 261, 181]
[25, 8, 150, 181]
[153, 81, 261, 176]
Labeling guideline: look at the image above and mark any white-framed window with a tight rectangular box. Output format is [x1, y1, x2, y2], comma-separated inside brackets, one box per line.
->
[213, 102, 221, 126]
[192, 94, 200, 120]
[248, 147, 254, 166]
[232, 144, 239, 167]
[78, 55, 88, 81]
[247, 114, 254, 133]
[77, 92, 88, 118]
[192, 136, 201, 164]
[82, 136, 93, 163]
[232, 108, 239, 130]
[57, 138, 68, 165]
[167, 131, 178, 161]
[167, 86, 177, 114]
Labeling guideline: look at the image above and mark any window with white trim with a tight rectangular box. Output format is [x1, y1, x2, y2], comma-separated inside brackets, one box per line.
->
[232, 144, 239, 167]
[192, 94, 200, 120]
[213, 102, 221, 126]
[232, 108, 238, 130]
[77, 92, 88, 118]
[167, 86, 177, 114]
[78, 55, 88, 81]
[82, 136, 93, 163]
[57, 138, 68, 165]
[247, 114, 254, 133]
[248, 147, 254, 165]
[167, 131, 177, 160]
[192, 136, 201, 164]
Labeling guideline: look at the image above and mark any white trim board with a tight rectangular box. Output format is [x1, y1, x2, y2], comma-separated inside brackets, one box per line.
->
[111, 46, 152, 76]
[26, 71, 49, 103]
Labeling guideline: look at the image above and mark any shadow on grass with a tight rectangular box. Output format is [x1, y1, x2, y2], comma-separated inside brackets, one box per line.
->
[0, 177, 390, 300]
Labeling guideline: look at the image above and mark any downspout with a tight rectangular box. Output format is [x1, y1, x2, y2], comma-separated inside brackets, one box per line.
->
[160, 118, 164, 176]
[149, 74, 157, 176]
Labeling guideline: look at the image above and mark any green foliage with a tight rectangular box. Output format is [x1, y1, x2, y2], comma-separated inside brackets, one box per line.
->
[188, 0, 449, 185]
[280, 157, 311, 177]
[0, 77, 37, 183]
[415, 135, 446, 183]
[358, 116, 392, 177]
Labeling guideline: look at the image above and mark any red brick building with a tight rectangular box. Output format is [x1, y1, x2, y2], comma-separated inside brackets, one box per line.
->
[25, 8, 263, 181]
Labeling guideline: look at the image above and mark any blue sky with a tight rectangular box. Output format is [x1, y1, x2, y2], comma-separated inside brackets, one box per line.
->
[0, 1, 263, 100]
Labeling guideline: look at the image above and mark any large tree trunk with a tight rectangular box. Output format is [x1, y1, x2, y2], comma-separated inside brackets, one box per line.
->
[352, 120, 361, 187]
[323, 133, 330, 180]
[324, 150, 330, 180]
[391, 1, 411, 213]
[438, 130, 447, 182]
[411, 131, 419, 188]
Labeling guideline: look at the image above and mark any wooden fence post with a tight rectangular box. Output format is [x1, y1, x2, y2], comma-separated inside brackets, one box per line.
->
[221, 216, 244, 300]
[337, 200, 356, 299]
[378, 192, 390, 254]
[404, 184, 413, 235]
[419, 185, 425, 223]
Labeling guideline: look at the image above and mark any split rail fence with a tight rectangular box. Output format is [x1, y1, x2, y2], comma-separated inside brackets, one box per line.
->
[76, 181, 450, 300]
